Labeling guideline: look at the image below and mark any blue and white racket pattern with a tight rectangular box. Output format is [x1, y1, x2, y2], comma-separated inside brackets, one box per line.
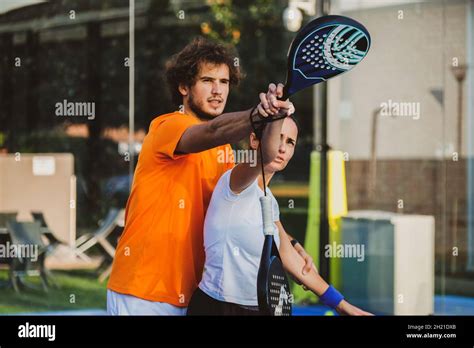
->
[283, 15, 371, 99]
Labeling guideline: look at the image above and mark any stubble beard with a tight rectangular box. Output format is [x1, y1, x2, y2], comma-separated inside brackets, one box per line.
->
[188, 92, 223, 121]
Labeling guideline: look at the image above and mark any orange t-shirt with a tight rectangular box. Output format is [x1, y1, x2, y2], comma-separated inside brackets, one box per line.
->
[107, 112, 234, 306]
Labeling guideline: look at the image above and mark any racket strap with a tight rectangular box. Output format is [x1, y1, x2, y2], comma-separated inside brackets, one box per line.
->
[320, 285, 344, 309]
[249, 106, 266, 139]
[249, 106, 288, 139]
[252, 112, 288, 126]
[249, 106, 269, 196]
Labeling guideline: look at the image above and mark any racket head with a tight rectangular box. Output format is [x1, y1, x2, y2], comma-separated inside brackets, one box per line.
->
[283, 15, 371, 99]
[257, 235, 292, 316]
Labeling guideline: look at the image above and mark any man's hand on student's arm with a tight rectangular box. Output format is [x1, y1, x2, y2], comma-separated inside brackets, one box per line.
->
[291, 240, 316, 276]
[284, 230, 316, 277]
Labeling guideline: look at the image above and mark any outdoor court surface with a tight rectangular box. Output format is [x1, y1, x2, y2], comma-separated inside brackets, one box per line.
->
[10, 295, 474, 316]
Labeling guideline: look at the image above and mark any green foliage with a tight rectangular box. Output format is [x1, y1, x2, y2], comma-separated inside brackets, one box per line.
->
[248, 0, 285, 27]
[201, 0, 285, 44]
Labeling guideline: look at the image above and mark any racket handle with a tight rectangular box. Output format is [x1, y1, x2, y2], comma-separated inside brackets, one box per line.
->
[260, 196, 274, 236]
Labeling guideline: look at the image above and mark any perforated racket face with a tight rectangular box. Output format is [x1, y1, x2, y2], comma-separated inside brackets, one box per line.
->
[266, 256, 292, 316]
[284, 15, 371, 98]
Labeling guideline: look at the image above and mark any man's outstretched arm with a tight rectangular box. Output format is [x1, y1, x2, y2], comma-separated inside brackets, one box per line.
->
[176, 83, 289, 154]
[176, 108, 254, 154]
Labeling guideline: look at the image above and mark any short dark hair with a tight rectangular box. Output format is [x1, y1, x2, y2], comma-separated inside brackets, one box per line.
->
[287, 115, 299, 135]
[165, 37, 242, 106]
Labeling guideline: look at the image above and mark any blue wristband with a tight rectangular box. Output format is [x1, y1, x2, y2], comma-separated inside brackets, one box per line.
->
[320, 285, 344, 309]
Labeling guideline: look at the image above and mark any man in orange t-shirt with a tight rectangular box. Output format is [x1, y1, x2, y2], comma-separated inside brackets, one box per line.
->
[107, 37, 312, 315]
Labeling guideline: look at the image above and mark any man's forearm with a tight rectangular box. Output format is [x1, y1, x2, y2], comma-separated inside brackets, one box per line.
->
[208, 108, 254, 147]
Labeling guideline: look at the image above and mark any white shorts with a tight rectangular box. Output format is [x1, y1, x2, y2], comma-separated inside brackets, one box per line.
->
[107, 289, 187, 316]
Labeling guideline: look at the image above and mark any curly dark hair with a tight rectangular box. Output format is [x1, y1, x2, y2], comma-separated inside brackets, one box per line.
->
[165, 37, 243, 106]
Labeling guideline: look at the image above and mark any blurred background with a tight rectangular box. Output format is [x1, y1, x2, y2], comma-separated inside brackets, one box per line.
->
[0, 0, 473, 315]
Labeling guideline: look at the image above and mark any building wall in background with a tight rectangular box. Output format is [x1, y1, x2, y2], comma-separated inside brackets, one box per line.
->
[330, 0, 467, 159]
[0, 153, 76, 245]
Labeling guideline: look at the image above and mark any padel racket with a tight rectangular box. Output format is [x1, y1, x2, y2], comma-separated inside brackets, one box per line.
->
[257, 196, 292, 316]
[282, 15, 371, 99]
[256, 15, 370, 316]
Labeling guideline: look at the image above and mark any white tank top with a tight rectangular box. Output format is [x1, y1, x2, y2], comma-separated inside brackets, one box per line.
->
[199, 168, 280, 306]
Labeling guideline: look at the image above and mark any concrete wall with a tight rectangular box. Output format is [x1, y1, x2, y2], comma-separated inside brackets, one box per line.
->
[329, 0, 468, 159]
[0, 153, 76, 246]
[326, 0, 473, 275]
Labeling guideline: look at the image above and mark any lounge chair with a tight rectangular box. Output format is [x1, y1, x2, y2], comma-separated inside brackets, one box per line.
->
[31, 211, 67, 255]
[0, 212, 17, 264]
[6, 220, 49, 292]
[74, 208, 124, 281]
[0, 212, 18, 233]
